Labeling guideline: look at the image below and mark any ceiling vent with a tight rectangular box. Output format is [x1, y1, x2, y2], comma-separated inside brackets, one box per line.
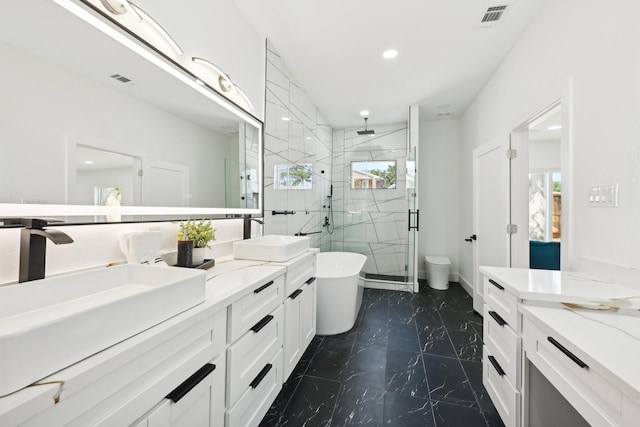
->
[109, 73, 133, 84]
[480, 4, 509, 27]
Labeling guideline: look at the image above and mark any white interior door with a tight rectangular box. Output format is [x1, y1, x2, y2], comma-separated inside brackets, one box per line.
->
[472, 138, 511, 313]
[142, 159, 190, 207]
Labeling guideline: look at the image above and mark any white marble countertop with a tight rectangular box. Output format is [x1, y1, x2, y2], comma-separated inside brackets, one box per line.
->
[479, 266, 640, 308]
[520, 304, 640, 405]
[0, 259, 288, 425]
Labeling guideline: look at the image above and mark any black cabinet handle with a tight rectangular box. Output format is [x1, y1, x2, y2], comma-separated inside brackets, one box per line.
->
[254, 280, 274, 294]
[250, 363, 273, 388]
[488, 311, 507, 326]
[250, 315, 274, 333]
[305, 277, 316, 285]
[488, 279, 504, 290]
[488, 356, 505, 376]
[289, 289, 303, 300]
[465, 238, 472, 242]
[547, 337, 588, 369]
[165, 363, 216, 403]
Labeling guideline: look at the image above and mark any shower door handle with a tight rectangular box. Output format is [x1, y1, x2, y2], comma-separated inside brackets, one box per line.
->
[408, 209, 419, 231]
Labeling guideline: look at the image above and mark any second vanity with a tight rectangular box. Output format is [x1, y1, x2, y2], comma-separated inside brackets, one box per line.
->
[0, 249, 317, 427]
[480, 266, 640, 427]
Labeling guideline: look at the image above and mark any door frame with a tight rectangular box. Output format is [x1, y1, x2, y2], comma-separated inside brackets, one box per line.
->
[507, 80, 574, 270]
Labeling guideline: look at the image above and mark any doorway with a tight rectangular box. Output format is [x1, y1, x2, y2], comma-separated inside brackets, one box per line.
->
[510, 102, 566, 270]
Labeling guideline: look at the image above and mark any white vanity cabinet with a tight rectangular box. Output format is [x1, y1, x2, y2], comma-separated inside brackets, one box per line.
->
[278, 251, 317, 380]
[225, 275, 285, 427]
[482, 275, 523, 427]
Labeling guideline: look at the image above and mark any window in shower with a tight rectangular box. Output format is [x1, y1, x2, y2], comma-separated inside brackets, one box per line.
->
[274, 163, 312, 189]
[351, 160, 396, 189]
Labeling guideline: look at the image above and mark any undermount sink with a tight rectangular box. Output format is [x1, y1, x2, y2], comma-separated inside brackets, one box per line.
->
[0, 264, 205, 397]
[233, 235, 310, 262]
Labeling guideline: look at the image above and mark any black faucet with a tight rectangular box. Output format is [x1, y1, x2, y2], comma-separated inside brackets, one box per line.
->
[243, 215, 264, 240]
[18, 218, 74, 283]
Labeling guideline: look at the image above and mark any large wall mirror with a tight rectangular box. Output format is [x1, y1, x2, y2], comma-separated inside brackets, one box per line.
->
[0, 0, 262, 225]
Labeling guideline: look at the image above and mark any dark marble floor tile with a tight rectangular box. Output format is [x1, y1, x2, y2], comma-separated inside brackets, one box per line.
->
[293, 335, 323, 376]
[259, 374, 302, 427]
[363, 288, 391, 303]
[306, 337, 353, 381]
[473, 321, 484, 338]
[389, 299, 416, 325]
[360, 300, 389, 324]
[385, 349, 429, 398]
[323, 326, 359, 345]
[414, 305, 443, 328]
[483, 410, 506, 427]
[460, 360, 496, 411]
[388, 289, 413, 305]
[357, 318, 389, 347]
[432, 400, 487, 427]
[344, 343, 387, 388]
[417, 324, 457, 358]
[423, 354, 477, 406]
[279, 376, 340, 427]
[448, 329, 483, 362]
[440, 309, 476, 332]
[388, 322, 421, 352]
[383, 391, 435, 427]
[330, 383, 384, 427]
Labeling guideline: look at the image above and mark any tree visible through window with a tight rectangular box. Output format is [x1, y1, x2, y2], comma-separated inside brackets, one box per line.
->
[274, 164, 312, 189]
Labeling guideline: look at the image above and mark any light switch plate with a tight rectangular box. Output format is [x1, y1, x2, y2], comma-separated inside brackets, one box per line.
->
[588, 184, 618, 207]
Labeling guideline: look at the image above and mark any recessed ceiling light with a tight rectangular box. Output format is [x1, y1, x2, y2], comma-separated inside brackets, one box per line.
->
[383, 49, 398, 59]
[305, 137, 312, 140]
[360, 110, 369, 116]
[548, 125, 561, 130]
[281, 117, 291, 121]
[84, 160, 94, 165]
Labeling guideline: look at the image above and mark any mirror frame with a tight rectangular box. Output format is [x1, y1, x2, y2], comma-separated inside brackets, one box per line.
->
[0, 0, 263, 224]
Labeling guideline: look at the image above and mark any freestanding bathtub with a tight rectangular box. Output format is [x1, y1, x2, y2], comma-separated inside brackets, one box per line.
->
[316, 252, 367, 335]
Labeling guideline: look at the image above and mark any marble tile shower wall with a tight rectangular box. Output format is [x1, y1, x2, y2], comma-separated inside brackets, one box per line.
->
[264, 42, 332, 251]
[331, 125, 410, 277]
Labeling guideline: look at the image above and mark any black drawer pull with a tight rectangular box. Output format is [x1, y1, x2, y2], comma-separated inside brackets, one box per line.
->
[254, 280, 274, 294]
[165, 363, 216, 403]
[250, 315, 274, 333]
[250, 363, 273, 388]
[488, 356, 505, 376]
[289, 289, 303, 300]
[547, 336, 588, 369]
[488, 279, 504, 290]
[305, 277, 316, 285]
[488, 310, 507, 326]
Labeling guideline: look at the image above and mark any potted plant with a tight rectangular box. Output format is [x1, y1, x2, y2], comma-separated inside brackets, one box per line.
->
[177, 219, 216, 265]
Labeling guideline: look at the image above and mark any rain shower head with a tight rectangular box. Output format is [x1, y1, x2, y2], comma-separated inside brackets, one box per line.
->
[357, 117, 375, 135]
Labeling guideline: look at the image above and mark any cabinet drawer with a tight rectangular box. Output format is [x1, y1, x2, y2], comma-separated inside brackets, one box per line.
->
[227, 304, 283, 406]
[229, 275, 284, 342]
[523, 317, 620, 426]
[226, 349, 283, 427]
[483, 346, 520, 427]
[483, 304, 521, 388]
[284, 253, 316, 296]
[484, 276, 519, 329]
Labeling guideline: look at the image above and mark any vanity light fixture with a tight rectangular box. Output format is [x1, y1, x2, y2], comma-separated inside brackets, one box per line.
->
[382, 49, 398, 59]
[192, 57, 235, 93]
[235, 85, 255, 111]
[128, 2, 183, 55]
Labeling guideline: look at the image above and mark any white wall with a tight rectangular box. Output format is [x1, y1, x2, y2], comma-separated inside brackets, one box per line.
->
[459, 0, 640, 284]
[529, 139, 561, 171]
[419, 119, 461, 280]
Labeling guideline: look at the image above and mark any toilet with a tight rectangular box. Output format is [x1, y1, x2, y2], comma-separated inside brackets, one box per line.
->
[425, 256, 451, 290]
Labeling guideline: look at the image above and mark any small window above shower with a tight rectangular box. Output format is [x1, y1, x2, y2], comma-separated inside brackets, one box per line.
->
[274, 163, 313, 190]
[350, 161, 396, 189]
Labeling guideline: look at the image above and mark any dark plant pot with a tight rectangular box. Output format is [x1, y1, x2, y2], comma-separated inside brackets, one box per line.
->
[177, 240, 193, 267]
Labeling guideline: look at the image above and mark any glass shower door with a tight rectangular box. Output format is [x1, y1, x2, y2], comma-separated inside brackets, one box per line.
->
[406, 104, 420, 293]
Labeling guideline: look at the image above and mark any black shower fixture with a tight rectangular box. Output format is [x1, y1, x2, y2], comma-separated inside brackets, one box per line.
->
[357, 117, 375, 135]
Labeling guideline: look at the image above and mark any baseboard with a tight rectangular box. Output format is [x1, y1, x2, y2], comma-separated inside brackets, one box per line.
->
[458, 274, 473, 297]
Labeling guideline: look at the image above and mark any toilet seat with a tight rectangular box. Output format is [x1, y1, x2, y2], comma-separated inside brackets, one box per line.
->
[425, 256, 450, 266]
